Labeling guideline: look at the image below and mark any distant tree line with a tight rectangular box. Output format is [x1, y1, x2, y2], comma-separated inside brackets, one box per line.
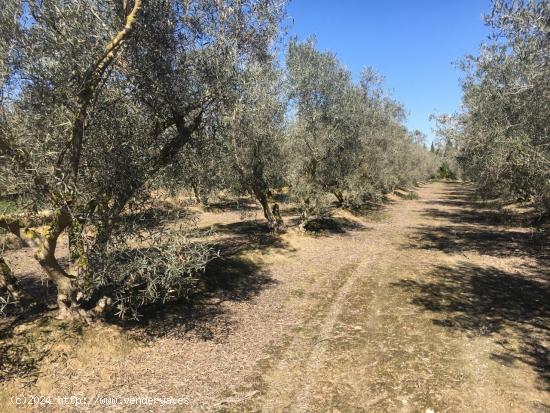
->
[0, 0, 437, 320]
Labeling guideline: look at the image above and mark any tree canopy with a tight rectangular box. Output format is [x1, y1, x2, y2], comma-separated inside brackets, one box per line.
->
[437, 0, 549, 213]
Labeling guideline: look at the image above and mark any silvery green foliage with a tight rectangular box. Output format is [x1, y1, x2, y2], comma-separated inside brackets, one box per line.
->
[286, 39, 437, 220]
[228, 63, 286, 188]
[447, 0, 549, 211]
[89, 228, 215, 320]
[221, 61, 287, 228]
[0, 0, 21, 195]
[0, 0, 21, 93]
[285, 39, 360, 218]
[157, 21, 288, 229]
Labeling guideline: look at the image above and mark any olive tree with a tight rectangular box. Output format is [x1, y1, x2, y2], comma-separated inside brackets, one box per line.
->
[221, 62, 287, 231]
[0, 0, 145, 319]
[0, 0, 285, 320]
[286, 39, 361, 223]
[446, 0, 549, 212]
[168, 63, 288, 231]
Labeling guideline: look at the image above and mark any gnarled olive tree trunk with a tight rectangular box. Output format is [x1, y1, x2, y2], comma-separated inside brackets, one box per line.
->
[251, 185, 284, 232]
[0, 0, 142, 321]
[0, 210, 85, 319]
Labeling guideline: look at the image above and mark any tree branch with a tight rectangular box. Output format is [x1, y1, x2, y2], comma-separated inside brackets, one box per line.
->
[69, 0, 142, 180]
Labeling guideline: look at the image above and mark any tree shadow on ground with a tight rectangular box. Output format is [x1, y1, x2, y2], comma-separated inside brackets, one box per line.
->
[398, 182, 549, 389]
[122, 221, 291, 342]
[412, 185, 549, 265]
[393, 262, 549, 389]
[425, 183, 545, 224]
[0, 265, 60, 381]
[130, 254, 278, 342]
[0, 341, 42, 382]
[0, 311, 85, 383]
[285, 215, 367, 234]
[303, 216, 367, 234]
[214, 210, 370, 236]
[409, 223, 548, 261]
[121, 205, 199, 230]
[0, 312, 46, 383]
[213, 219, 272, 235]
[421, 206, 530, 227]
[345, 199, 393, 220]
[204, 198, 259, 213]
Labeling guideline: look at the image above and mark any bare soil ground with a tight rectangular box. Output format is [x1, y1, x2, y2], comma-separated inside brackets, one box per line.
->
[1, 182, 548, 412]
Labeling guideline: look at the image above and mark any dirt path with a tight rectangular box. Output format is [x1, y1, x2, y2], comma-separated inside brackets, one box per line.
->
[230, 182, 549, 412]
[2, 182, 548, 413]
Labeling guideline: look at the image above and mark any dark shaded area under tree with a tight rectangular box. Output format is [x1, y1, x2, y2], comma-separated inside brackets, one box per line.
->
[395, 184, 549, 389]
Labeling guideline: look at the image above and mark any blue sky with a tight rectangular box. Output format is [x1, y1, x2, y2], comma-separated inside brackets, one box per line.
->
[284, 0, 492, 143]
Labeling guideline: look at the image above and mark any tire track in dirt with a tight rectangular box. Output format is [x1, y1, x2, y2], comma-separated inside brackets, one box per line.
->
[235, 182, 549, 412]
[290, 189, 426, 412]
[238, 194, 412, 412]
[235, 260, 366, 412]
[291, 244, 388, 411]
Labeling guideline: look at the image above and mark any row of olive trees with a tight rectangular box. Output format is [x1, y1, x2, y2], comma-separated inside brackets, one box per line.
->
[0, 0, 435, 320]
[437, 0, 549, 214]
[285, 40, 437, 225]
[177, 39, 438, 230]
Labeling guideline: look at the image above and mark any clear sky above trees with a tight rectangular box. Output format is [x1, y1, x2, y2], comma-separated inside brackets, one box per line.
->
[285, 0, 491, 143]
